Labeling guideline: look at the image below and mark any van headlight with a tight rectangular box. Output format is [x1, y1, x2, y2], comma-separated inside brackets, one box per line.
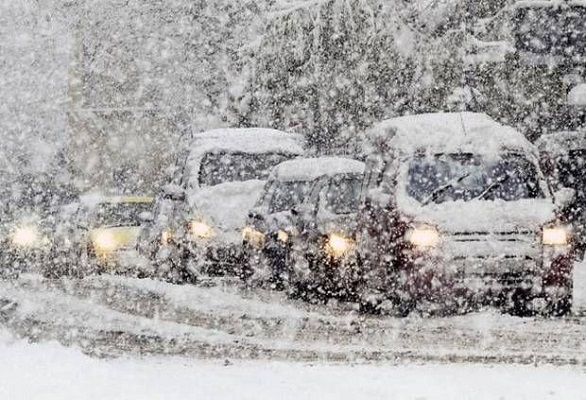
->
[189, 221, 213, 239]
[542, 226, 568, 246]
[407, 226, 440, 248]
[325, 233, 355, 258]
[242, 226, 265, 249]
[12, 226, 39, 247]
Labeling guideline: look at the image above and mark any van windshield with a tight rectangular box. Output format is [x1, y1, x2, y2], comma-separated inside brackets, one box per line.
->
[199, 151, 292, 187]
[406, 153, 544, 205]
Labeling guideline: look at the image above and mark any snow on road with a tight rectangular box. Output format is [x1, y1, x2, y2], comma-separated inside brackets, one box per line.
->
[3, 273, 586, 365]
[1, 330, 585, 400]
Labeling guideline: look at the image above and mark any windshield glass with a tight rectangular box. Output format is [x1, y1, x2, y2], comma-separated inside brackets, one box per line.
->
[269, 180, 313, 213]
[514, 6, 586, 57]
[324, 174, 362, 215]
[199, 151, 293, 187]
[91, 202, 152, 228]
[554, 150, 586, 198]
[406, 153, 544, 204]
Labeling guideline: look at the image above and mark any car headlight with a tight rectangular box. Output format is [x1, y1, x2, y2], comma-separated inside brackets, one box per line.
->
[189, 221, 213, 239]
[242, 226, 266, 249]
[542, 227, 568, 246]
[161, 229, 173, 245]
[277, 230, 289, 243]
[407, 226, 440, 248]
[325, 233, 355, 258]
[92, 230, 118, 252]
[12, 226, 39, 247]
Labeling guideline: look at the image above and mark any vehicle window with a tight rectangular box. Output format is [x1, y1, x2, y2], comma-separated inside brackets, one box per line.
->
[514, 6, 586, 57]
[406, 153, 544, 204]
[91, 202, 152, 228]
[554, 150, 586, 198]
[269, 180, 312, 213]
[199, 151, 293, 187]
[324, 175, 362, 215]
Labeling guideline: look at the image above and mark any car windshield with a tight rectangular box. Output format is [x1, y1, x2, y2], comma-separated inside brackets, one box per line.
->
[91, 202, 152, 228]
[199, 151, 293, 187]
[323, 174, 362, 215]
[513, 6, 586, 57]
[406, 153, 544, 204]
[269, 180, 312, 213]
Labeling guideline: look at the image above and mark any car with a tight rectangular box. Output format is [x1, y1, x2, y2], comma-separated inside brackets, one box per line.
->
[356, 112, 574, 316]
[242, 157, 364, 290]
[50, 194, 154, 277]
[148, 128, 305, 282]
[285, 158, 365, 300]
[536, 130, 586, 259]
[0, 173, 78, 278]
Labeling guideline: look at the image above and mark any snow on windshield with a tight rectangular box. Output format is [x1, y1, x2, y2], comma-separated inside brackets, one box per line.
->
[198, 151, 293, 187]
[406, 153, 544, 204]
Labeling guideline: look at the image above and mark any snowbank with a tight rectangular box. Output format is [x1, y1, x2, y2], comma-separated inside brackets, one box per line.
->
[0, 332, 585, 400]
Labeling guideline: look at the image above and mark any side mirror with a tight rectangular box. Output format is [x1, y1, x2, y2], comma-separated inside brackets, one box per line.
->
[162, 184, 186, 202]
[554, 187, 576, 209]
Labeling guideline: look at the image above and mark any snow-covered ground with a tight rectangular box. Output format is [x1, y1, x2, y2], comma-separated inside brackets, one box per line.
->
[1, 261, 586, 398]
[1, 330, 585, 400]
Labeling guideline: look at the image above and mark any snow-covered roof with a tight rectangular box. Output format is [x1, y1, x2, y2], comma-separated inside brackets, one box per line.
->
[271, 157, 365, 182]
[567, 84, 586, 106]
[188, 128, 305, 156]
[536, 130, 586, 154]
[368, 112, 535, 156]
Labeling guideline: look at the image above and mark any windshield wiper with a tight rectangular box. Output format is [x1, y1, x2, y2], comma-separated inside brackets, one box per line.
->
[474, 174, 511, 201]
[421, 172, 471, 206]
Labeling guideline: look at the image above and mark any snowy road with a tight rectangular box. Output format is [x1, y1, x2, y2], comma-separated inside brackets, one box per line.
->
[2, 265, 586, 366]
[1, 333, 585, 400]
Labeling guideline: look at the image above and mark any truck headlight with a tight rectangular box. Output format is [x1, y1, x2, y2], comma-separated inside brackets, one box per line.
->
[542, 227, 568, 246]
[190, 221, 213, 239]
[12, 226, 39, 247]
[242, 226, 265, 249]
[325, 233, 355, 258]
[407, 226, 440, 248]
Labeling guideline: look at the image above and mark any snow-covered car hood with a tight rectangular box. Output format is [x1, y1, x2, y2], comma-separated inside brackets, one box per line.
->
[189, 180, 266, 243]
[402, 199, 556, 233]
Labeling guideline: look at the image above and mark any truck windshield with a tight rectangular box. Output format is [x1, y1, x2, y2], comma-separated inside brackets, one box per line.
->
[199, 151, 292, 187]
[406, 153, 544, 204]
